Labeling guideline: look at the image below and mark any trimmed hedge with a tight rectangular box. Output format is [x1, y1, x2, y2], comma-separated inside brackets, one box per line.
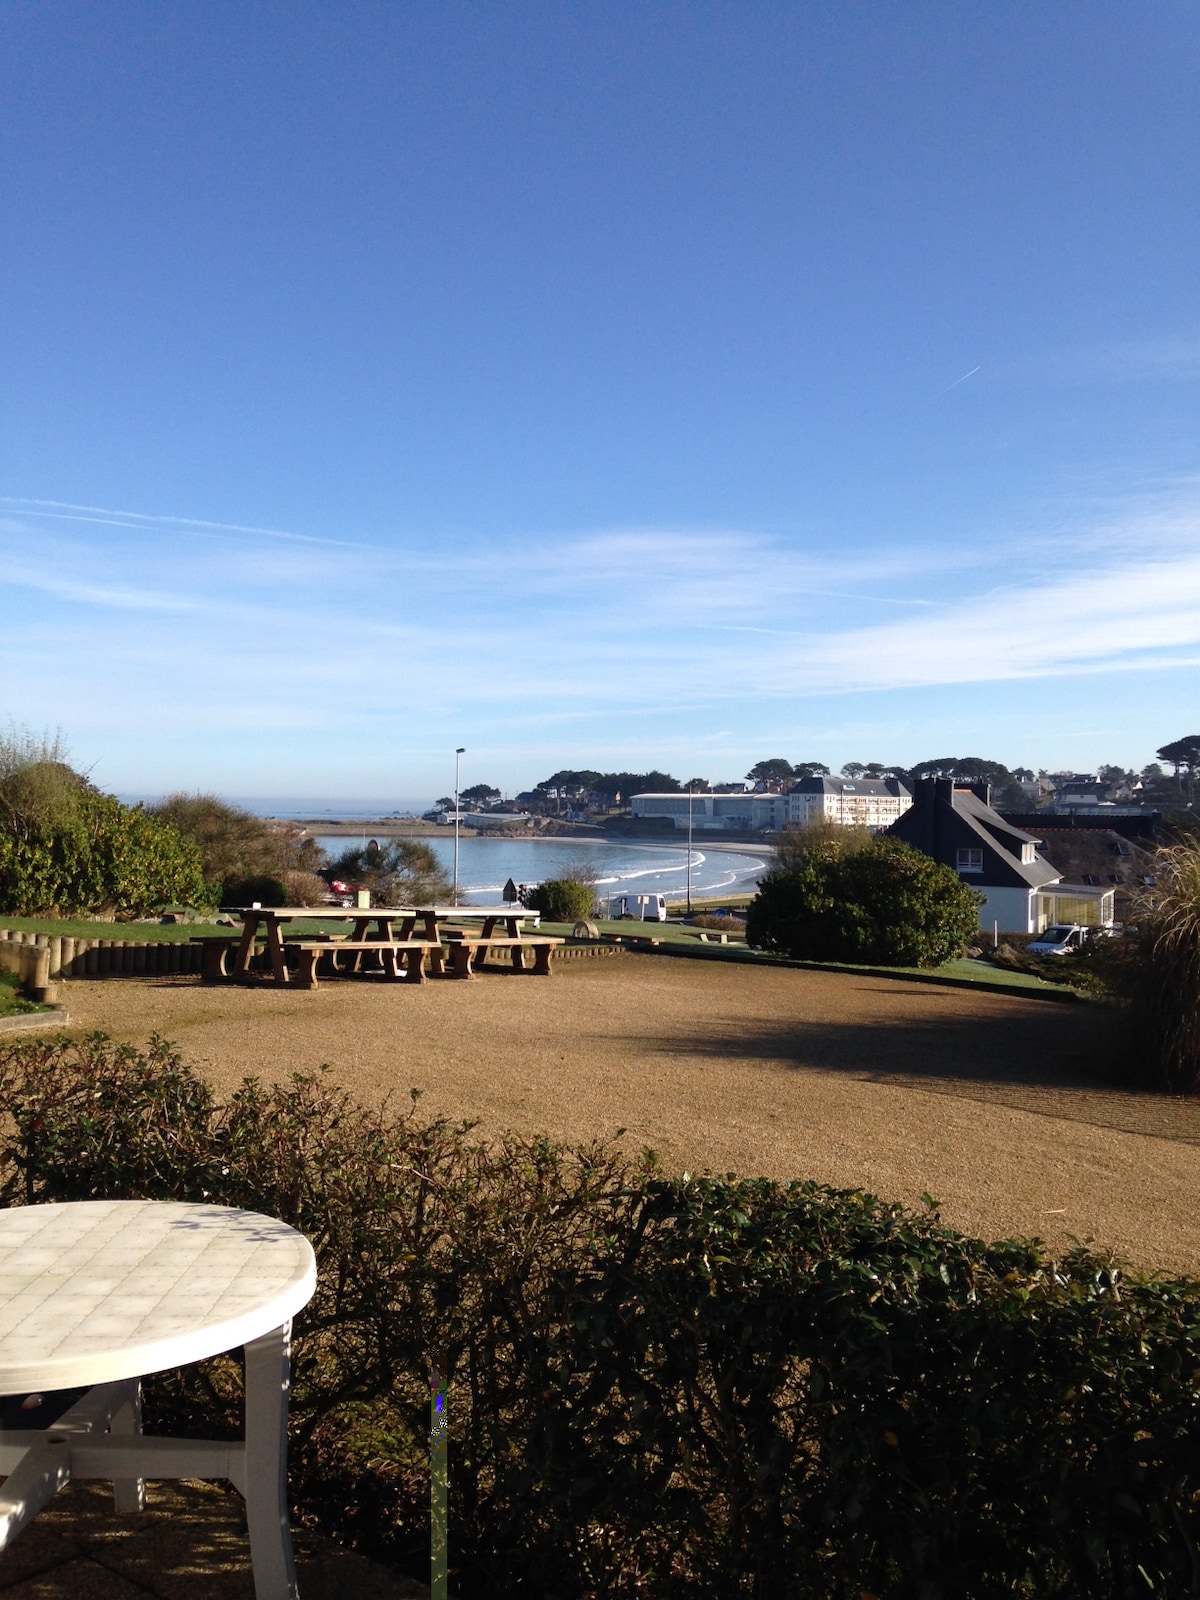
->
[524, 877, 595, 921]
[0, 1034, 1198, 1596]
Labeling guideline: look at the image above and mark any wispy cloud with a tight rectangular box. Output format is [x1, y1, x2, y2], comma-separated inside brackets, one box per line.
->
[3, 481, 1199, 785]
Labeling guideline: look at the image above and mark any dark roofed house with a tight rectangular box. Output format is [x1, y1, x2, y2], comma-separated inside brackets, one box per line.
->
[889, 778, 1115, 934]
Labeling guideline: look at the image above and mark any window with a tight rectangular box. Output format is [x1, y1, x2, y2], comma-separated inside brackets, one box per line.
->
[957, 847, 984, 873]
[1082, 874, 1100, 886]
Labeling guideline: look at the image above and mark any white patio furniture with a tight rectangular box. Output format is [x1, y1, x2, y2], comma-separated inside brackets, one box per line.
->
[0, 1200, 316, 1600]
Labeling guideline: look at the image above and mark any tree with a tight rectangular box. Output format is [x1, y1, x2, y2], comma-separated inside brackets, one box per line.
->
[1157, 737, 1200, 800]
[792, 762, 831, 777]
[0, 727, 211, 916]
[592, 772, 681, 806]
[773, 821, 873, 873]
[746, 836, 982, 967]
[330, 839, 451, 904]
[460, 784, 501, 808]
[841, 763, 866, 779]
[746, 759, 794, 786]
[683, 777, 710, 792]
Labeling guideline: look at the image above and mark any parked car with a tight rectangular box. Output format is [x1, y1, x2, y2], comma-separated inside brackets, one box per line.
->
[1027, 924, 1096, 955]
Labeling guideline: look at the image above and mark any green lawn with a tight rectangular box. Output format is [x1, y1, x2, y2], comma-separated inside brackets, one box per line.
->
[0, 971, 47, 1017]
[542, 920, 1078, 998]
[0, 916, 236, 941]
[0, 914, 1077, 1000]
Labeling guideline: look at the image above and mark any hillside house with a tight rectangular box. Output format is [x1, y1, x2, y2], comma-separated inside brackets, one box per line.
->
[889, 778, 1115, 934]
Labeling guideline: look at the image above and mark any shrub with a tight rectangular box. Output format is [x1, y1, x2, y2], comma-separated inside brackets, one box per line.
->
[690, 912, 747, 931]
[150, 795, 326, 902]
[330, 839, 451, 905]
[1121, 838, 1200, 1091]
[219, 874, 287, 909]
[281, 869, 332, 906]
[524, 876, 596, 921]
[0, 788, 212, 918]
[747, 836, 982, 966]
[2, 1035, 1200, 1595]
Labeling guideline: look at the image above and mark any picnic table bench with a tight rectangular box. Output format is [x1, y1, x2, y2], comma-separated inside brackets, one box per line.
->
[205, 904, 556, 987]
[440, 929, 563, 978]
[287, 938, 440, 988]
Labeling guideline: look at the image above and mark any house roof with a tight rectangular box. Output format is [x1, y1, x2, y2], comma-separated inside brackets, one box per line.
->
[951, 793, 1059, 888]
[790, 776, 911, 798]
[1024, 827, 1154, 900]
[889, 778, 1060, 891]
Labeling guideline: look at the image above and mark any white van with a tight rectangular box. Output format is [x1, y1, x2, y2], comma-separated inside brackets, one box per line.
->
[1027, 924, 1093, 955]
[613, 893, 668, 922]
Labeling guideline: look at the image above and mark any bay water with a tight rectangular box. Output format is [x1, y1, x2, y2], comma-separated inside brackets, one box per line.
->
[314, 833, 770, 907]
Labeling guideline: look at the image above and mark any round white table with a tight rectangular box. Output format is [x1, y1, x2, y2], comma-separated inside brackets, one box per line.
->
[0, 1201, 317, 1600]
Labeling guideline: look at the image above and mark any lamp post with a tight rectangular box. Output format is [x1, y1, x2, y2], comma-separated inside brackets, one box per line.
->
[687, 788, 694, 915]
[453, 747, 465, 905]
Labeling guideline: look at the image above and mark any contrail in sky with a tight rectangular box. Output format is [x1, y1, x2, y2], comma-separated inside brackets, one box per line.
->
[937, 365, 981, 395]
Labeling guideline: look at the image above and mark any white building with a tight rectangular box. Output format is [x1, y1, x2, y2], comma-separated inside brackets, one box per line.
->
[630, 792, 788, 831]
[786, 776, 912, 831]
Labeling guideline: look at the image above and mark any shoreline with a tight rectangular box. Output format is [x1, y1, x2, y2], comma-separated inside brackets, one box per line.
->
[279, 817, 776, 858]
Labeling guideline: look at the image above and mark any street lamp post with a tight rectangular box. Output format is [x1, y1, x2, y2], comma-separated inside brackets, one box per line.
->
[453, 747, 465, 905]
[687, 788, 693, 915]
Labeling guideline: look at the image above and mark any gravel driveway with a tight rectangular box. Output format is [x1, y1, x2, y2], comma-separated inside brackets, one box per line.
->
[57, 954, 1200, 1274]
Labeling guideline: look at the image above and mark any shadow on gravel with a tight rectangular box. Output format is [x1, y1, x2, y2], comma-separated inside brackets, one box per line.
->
[640, 991, 1200, 1146]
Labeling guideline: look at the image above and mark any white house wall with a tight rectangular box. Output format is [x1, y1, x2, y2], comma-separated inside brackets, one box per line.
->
[973, 885, 1037, 935]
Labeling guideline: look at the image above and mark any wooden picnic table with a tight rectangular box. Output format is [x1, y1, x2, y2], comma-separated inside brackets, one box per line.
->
[217, 904, 551, 987]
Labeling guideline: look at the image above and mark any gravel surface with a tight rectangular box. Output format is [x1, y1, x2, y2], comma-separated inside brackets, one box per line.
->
[58, 955, 1200, 1274]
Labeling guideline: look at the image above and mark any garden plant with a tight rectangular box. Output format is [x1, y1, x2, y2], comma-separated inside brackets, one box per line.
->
[0, 1033, 1197, 1596]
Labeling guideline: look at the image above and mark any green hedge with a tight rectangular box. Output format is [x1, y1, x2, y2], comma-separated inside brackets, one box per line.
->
[0, 1034, 1198, 1596]
[524, 876, 596, 921]
[748, 838, 982, 967]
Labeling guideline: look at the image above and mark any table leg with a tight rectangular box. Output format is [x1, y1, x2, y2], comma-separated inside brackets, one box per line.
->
[234, 914, 262, 977]
[243, 1321, 298, 1600]
[111, 1381, 145, 1513]
[0, 1438, 71, 1548]
[265, 922, 290, 986]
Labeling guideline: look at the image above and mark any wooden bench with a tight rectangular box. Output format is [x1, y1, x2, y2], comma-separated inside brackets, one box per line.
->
[287, 939, 441, 989]
[199, 938, 241, 982]
[441, 933, 563, 979]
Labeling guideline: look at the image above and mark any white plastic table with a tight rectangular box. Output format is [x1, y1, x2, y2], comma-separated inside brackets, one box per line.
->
[0, 1201, 317, 1600]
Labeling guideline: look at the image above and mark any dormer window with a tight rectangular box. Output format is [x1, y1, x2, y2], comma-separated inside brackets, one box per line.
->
[957, 847, 984, 873]
[1021, 843, 1036, 864]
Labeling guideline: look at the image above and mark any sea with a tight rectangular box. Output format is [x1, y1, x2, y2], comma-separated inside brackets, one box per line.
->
[312, 832, 770, 907]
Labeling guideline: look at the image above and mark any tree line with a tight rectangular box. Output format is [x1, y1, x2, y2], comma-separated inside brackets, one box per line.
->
[501, 744, 1197, 813]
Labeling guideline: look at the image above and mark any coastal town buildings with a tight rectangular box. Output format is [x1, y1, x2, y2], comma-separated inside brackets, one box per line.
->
[785, 775, 912, 830]
[630, 792, 788, 830]
[632, 775, 912, 833]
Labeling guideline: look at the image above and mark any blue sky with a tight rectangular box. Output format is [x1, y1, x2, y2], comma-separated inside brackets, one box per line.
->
[3, 3, 1198, 806]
